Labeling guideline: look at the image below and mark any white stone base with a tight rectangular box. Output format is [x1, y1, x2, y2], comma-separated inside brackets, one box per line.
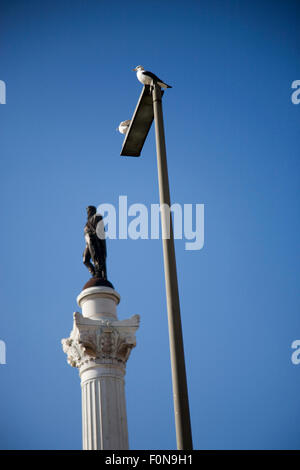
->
[77, 286, 120, 321]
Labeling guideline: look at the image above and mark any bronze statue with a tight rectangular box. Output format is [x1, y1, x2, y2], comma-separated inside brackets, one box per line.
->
[83, 206, 107, 279]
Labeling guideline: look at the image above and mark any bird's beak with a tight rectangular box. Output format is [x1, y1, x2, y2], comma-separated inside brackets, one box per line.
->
[132, 67, 137, 71]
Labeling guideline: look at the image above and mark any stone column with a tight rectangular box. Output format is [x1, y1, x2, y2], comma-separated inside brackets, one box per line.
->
[62, 286, 140, 450]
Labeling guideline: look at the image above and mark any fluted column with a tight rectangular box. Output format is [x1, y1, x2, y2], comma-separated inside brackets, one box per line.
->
[62, 286, 140, 450]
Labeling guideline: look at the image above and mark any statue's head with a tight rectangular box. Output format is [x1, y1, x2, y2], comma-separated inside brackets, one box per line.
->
[86, 205, 97, 218]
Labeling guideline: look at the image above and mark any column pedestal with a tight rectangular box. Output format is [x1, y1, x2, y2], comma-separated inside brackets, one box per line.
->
[62, 286, 140, 450]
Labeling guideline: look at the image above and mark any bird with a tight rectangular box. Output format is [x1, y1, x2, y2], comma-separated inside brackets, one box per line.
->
[133, 65, 172, 89]
[117, 119, 131, 135]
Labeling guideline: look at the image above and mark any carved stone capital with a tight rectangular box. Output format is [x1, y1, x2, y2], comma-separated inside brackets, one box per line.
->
[62, 312, 140, 369]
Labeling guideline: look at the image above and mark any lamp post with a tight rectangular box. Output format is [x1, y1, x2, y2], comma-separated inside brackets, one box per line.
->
[121, 84, 193, 450]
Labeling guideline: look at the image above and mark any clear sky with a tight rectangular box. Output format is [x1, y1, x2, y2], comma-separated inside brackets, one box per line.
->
[0, 0, 299, 450]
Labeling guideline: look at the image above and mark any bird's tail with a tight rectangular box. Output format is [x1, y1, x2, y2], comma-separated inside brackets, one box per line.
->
[159, 81, 172, 89]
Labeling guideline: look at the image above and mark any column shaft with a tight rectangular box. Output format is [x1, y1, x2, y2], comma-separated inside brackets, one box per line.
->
[81, 367, 129, 450]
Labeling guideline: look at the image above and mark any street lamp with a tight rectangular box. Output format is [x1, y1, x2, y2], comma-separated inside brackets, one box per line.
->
[120, 84, 193, 450]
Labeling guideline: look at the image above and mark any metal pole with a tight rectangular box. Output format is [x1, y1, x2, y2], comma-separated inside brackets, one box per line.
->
[152, 83, 193, 450]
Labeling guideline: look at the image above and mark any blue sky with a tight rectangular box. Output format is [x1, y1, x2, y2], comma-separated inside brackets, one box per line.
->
[0, 0, 299, 450]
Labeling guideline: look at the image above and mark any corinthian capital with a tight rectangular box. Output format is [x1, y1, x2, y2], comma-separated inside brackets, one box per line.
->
[62, 312, 140, 369]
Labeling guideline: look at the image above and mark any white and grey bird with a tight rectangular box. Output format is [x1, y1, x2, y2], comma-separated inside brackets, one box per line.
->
[133, 65, 172, 89]
[117, 119, 131, 135]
